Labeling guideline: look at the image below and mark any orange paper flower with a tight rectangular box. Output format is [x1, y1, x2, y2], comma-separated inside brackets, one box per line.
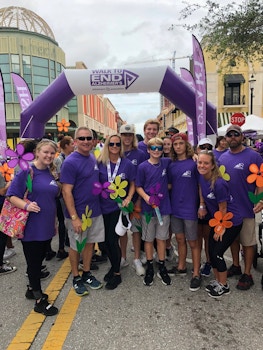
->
[0, 162, 14, 182]
[247, 163, 263, 187]
[130, 205, 141, 220]
[57, 118, 70, 132]
[209, 211, 233, 241]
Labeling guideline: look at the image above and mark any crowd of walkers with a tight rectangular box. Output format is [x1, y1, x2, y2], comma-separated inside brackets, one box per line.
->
[1, 118, 263, 317]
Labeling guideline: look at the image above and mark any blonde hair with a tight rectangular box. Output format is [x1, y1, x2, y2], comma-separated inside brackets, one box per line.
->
[147, 137, 163, 148]
[98, 133, 124, 165]
[143, 118, 160, 131]
[198, 150, 222, 189]
[35, 139, 58, 178]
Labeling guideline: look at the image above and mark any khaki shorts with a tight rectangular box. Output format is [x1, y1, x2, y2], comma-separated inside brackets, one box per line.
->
[171, 216, 198, 241]
[130, 216, 142, 234]
[239, 218, 256, 246]
[141, 215, 170, 242]
[65, 215, 105, 251]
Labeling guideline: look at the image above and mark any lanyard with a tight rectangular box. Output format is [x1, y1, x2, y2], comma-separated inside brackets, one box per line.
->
[107, 157, 121, 183]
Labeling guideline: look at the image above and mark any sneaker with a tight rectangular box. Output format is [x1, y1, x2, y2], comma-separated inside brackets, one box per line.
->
[200, 262, 212, 277]
[105, 274, 122, 290]
[3, 260, 10, 265]
[166, 246, 175, 262]
[82, 272, 103, 290]
[157, 267, 171, 286]
[189, 276, 202, 291]
[236, 273, 254, 290]
[45, 250, 56, 261]
[40, 271, 50, 280]
[132, 259, 145, 276]
[73, 276, 89, 296]
[25, 286, 48, 300]
[34, 297, 58, 316]
[92, 253, 107, 264]
[56, 250, 69, 260]
[208, 283, 230, 298]
[140, 252, 147, 265]
[26, 265, 47, 277]
[227, 264, 242, 277]
[0, 264, 17, 275]
[167, 266, 187, 276]
[3, 248, 16, 260]
[104, 268, 114, 282]
[78, 260, 99, 271]
[120, 257, 129, 268]
[205, 280, 219, 292]
[143, 268, 154, 286]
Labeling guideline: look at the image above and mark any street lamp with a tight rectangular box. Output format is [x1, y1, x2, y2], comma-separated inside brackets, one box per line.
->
[249, 74, 256, 114]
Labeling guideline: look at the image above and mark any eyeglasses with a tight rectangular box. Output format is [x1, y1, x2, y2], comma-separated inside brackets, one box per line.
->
[77, 136, 93, 141]
[149, 145, 163, 151]
[199, 144, 213, 150]
[226, 131, 241, 138]
[109, 142, 121, 147]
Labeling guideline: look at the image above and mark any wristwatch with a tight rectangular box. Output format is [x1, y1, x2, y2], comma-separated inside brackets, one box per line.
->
[71, 214, 77, 221]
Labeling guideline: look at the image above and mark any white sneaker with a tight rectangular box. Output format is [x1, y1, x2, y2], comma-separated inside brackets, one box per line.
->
[4, 248, 16, 260]
[140, 252, 147, 265]
[120, 257, 129, 268]
[132, 259, 145, 276]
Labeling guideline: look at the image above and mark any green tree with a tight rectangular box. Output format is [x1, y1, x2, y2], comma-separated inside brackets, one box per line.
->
[180, 0, 263, 68]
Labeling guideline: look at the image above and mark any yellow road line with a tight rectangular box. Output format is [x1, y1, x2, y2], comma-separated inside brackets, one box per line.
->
[7, 259, 72, 350]
[41, 289, 82, 349]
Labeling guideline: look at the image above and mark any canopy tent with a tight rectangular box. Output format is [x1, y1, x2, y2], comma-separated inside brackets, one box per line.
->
[217, 114, 263, 138]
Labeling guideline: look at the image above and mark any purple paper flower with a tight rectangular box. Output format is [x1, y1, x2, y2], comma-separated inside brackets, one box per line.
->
[149, 183, 163, 207]
[92, 181, 114, 199]
[5, 144, 34, 170]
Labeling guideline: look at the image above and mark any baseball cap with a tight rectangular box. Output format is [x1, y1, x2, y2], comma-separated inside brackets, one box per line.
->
[171, 133, 188, 142]
[225, 125, 242, 135]
[120, 124, 135, 134]
[166, 126, 179, 134]
[198, 137, 213, 147]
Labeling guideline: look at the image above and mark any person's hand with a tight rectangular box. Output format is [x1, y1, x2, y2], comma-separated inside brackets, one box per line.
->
[27, 201, 41, 213]
[72, 217, 83, 234]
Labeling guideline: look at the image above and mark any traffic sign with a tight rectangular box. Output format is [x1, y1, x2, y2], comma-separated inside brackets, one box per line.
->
[230, 113, 246, 126]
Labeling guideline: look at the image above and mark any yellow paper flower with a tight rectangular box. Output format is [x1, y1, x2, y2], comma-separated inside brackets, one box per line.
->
[81, 205, 92, 231]
[109, 175, 128, 199]
[219, 165, 230, 181]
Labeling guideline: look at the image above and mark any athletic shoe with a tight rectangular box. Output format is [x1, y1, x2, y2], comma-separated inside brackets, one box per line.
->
[200, 262, 212, 277]
[40, 271, 50, 280]
[92, 253, 107, 264]
[143, 268, 154, 286]
[3, 248, 16, 260]
[0, 264, 17, 275]
[82, 272, 103, 290]
[205, 280, 219, 292]
[189, 276, 202, 291]
[45, 250, 56, 261]
[104, 268, 114, 282]
[78, 260, 99, 271]
[120, 257, 129, 268]
[157, 267, 171, 286]
[227, 264, 242, 277]
[73, 276, 89, 296]
[26, 265, 48, 277]
[105, 274, 122, 290]
[25, 286, 48, 300]
[3, 260, 10, 265]
[236, 273, 254, 290]
[34, 297, 58, 316]
[140, 252, 147, 265]
[132, 259, 145, 276]
[56, 250, 69, 260]
[208, 283, 230, 298]
[166, 246, 175, 262]
[167, 266, 187, 276]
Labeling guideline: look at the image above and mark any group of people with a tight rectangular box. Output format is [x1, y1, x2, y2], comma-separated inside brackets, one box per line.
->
[0, 117, 263, 317]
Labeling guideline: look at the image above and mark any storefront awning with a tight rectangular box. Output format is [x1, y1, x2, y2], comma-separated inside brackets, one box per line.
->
[224, 74, 245, 84]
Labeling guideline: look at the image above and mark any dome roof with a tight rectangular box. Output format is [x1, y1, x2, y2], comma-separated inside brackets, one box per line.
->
[0, 6, 55, 41]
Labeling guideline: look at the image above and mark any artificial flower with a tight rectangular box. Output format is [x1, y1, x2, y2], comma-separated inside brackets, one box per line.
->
[109, 175, 128, 199]
[209, 211, 233, 241]
[92, 181, 114, 199]
[57, 118, 70, 132]
[81, 205, 93, 231]
[0, 162, 14, 182]
[5, 144, 34, 170]
[247, 163, 263, 187]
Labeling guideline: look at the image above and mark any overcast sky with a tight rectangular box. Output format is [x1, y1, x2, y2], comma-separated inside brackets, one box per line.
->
[1, 0, 242, 135]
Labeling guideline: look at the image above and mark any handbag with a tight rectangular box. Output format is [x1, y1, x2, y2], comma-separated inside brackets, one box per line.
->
[0, 168, 33, 239]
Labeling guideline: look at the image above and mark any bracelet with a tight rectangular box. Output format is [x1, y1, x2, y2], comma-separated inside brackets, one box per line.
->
[199, 205, 206, 209]
[24, 203, 29, 211]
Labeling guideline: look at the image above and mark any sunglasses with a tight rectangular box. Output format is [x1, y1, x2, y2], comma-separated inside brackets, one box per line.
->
[226, 131, 241, 138]
[109, 142, 121, 147]
[199, 144, 213, 150]
[77, 136, 93, 141]
[150, 145, 163, 151]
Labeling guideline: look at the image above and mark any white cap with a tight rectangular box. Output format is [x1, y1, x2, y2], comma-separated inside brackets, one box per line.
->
[115, 212, 132, 236]
[198, 137, 213, 147]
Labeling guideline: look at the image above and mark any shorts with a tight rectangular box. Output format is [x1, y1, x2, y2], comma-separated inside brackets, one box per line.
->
[141, 215, 170, 242]
[170, 216, 198, 241]
[239, 218, 256, 246]
[130, 216, 142, 234]
[65, 215, 105, 251]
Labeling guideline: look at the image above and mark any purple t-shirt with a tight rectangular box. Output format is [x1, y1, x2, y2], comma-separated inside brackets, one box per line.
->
[199, 175, 243, 226]
[138, 141, 149, 159]
[125, 148, 147, 168]
[7, 165, 59, 241]
[218, 147, 263, 218]
[213, 149, 227, 162]
[98, 157, 136, 214]
[168, 158, 199, 220]
[60, 152, 101, 218]
[136, 158, 171, 216]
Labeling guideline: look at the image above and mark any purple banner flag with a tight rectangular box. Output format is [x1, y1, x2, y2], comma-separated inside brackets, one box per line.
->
[0, 70, 7, 158]
[180, 68, 197, 145]
[192, 35, 207, 141]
